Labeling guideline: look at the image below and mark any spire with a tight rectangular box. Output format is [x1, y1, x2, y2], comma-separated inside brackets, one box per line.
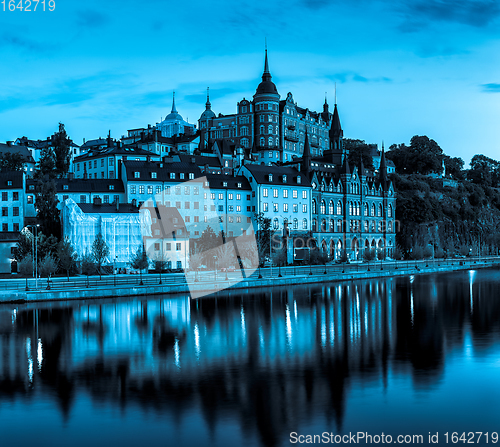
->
[302, 130, 311, 173]
[171, 91, 177, 113]
[255, 47, 278, 96]
[341, 156, 350, 175]
[329, 103, 343, 139]
[379, 146, 388, 190]
[205, 87, 211, 110]
[263, 48, 271, 79]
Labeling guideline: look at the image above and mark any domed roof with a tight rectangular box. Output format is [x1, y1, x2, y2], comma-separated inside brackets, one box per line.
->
[200, 109, 216, 120]
[164, 92, 184, 122]
[255, 50, 279, 96]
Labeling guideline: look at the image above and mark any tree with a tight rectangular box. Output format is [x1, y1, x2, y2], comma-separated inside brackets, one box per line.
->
[345, 139, 375, 171]
[37, 232, 59, 260]
[35, 180, 60, 238]
[254, 212, 273, 267]
[189, 246, 204, 282]
[443, 155, 464, 180]
[129, 245, 149, 285]
[81, 252, 96, 288]
[18, 257, 34, 291]
[14, 229, 32, 262]
[91, 233, 109, 279]
[38, 254, 58, 290]
[0, 152, 25, 172]
[363, 248, 376, 262]
[57, 237, 77, 280]
[52, 123, 72, 178]
[197, 226, 222, 266]
[387, 136, 443, 175]
[36, 146, 57, 180]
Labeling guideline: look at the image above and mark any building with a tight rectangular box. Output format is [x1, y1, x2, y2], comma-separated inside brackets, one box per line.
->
[157, 93, 196, 138]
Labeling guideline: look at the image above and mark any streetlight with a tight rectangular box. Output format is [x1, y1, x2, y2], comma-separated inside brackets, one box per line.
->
[27, 225, 39, 289]
[114, 256, 117, 286]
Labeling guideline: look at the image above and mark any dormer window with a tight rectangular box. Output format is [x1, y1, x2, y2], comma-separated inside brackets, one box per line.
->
[237, 183, 242, 188]
[63, 185, 69, 190]
[189, 173, 194, 179]
[109, 185, 114, 190]
[223, 182, 228, 187]
[268, 174, 273, 181]
[29, 185, 34, 190]
[134, 172, 140, 178]
[297, 176, 301, 184]
[170, 173, 175, 179]
[283, 175, 287, 183]
[151, 172, 157, 179]
[180, 173, 185, 179]
[7, 181, 12, 186]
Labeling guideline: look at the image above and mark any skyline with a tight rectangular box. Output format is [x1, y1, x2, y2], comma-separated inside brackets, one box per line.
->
[1, 0, 500, 165]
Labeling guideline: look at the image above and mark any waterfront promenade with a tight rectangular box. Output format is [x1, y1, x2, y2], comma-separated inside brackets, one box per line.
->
[1, 256, 499, 303]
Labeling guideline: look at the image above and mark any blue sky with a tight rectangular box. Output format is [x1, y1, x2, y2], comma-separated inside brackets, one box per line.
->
[1, 0, 500, 165]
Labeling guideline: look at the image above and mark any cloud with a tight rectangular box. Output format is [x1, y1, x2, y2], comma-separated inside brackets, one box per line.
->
[402, 0, 500, 27]
[0, 33, 51, 53]
[481, 83, 500, 92]
[326, 72, 392, 83]
[75, 9, 110, 28]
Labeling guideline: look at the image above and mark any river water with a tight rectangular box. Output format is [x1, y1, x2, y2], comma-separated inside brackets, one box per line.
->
[0, 269, 499, 447]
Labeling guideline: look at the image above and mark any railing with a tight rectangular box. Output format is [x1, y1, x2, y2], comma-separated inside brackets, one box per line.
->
[3, 256, 500, 292]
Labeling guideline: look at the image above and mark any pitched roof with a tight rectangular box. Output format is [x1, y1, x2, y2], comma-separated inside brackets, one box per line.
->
[123, 160, 203, 182]
[244, 163, 311, 187]
[0, 143, 35, 164]
[0, 171, 24, 189]
[77, 202, 139, 214]
[74, 144, 157, 161]
[205, 174, 251, 190]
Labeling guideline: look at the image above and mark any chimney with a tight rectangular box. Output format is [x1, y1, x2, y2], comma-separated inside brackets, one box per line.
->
[93, 197, 102, 206]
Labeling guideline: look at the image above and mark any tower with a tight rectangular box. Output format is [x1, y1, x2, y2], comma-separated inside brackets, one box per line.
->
[253, 49, 280, 154]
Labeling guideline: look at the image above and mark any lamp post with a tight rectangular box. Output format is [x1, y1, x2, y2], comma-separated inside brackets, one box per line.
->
[27, 225, 39, 290]
[114, 256, 117, 286]
[214, 255, 217, 281]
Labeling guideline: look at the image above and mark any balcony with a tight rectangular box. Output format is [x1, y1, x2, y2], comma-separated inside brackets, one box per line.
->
[286, 123, 296, 130]
[284, 133, 299, 142]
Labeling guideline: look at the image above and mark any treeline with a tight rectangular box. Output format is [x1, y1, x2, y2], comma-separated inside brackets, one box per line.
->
[385, 136, 500, 256]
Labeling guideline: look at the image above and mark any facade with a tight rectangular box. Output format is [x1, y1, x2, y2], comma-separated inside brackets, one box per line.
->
[157, 93, 196, 138]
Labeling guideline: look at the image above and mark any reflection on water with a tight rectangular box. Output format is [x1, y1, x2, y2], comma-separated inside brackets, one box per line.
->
[1, 269, 500, 447]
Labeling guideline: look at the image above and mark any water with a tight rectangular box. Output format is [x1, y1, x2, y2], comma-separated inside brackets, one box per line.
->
[1, 269, 499, 447]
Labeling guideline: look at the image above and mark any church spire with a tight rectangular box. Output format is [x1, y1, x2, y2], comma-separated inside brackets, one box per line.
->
[171, 91, 177, 113]
[302, 130, 311, 174]
[379, 146, 388, 190]
[263, 48, 271, 80]
[205, 87, 211, 110]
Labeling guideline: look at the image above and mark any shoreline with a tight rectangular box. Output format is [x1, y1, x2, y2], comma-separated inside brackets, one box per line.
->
[1, 257, 498, 304]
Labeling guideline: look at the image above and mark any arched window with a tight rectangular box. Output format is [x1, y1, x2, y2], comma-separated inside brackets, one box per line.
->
[268, 137, 273, 146]
[321, 219, 327, 232]
[312, 199, 317, 214]
[293, 218, 298, 229]
[371, 203, 375, 217]
[302, 218, 308, 229]
[268, 125, 273, 134]
[276, 137, 279, 146]
[240, 126, 248, 136]
[349, 202, 353, 215]
[337, 201, 342, 215]
[364, 203, 368, 216]
[273, 218, 279, 229]
[329, 200, 334, 215]
[312, 219, 317, 231]
[320, 200, 326, 214]
[260, 125, 264, 134]
[330, 219, 334, 232]
[260, 137, 265, 146]
[378, 204, 383, 217]
[275, 126, 279, 134]
[388, 221, 393, 232]
[337, 219, 343, 232]
[388, 204, 393, 218]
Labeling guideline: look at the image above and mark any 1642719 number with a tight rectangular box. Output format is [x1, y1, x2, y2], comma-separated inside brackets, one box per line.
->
[1, 0, 55, 11]
[444, 432, 499, 443]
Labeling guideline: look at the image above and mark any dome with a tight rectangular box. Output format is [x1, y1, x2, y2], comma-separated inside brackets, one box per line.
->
[200, 109, 216, 120]
[165, 111, 183, 122]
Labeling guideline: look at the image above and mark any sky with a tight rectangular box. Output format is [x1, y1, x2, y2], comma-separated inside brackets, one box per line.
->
[1, 0, 500, 166]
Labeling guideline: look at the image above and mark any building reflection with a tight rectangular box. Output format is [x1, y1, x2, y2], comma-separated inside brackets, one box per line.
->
[1, 269, 500, 446]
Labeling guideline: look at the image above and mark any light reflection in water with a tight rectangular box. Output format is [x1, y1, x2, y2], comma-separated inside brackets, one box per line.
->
[0, 270, 500, 447]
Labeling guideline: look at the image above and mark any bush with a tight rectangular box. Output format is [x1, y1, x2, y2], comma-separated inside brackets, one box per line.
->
[377, 248, 385, 260]
[435, 248, 445, 259]
[364, 248, 376, 262]
[410, 246, 424, 260]
[423, 245, 434, 259]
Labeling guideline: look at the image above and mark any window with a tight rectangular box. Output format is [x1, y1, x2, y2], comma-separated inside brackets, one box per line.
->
[175, 186, 181, 195]
[185, 202, 190, 209]
[184, 186, 190, 195]
[154, 243, 160, 251]
[263, 188, 268, 197]
[283, 203, 288, 212]
[109, 158, 114, 166]
[13, 223, 19, 232]
[312, 200, 317, 214]
[320, 200, 326, 214]
[101, 159, 104, 167]
[1, 192, 6, 201]
[166, 243, 171, 250]
[273, 218, 279, 229]
[104, 195, 109, 203]
[293, 204, 298, 213]
[165, 186, 170, 194]
[180, 173, 185, 179]
[273, 203, 279, 212]
[236, 205, 241, 212]
[302, 219, 308, 230]
[303, 204, 307, 213]
[273, 189, 278, 198]
[218, 205, 224, 212]
[176, 201, 181, 208]
[337, 201, 342, 215]
[189, 173, 194, 179]
[175, 243, 181, 251]
[194, 186, 199, 195]
[109, 184, 115, 191]
[134, 172, 140, 178]
[236, 194, 241, 200]
[177, 261, 182, 269]
[80, 196, 86, 203]
[2, 223, 7, 231]
[302, 190, 307, 199]
[29, 185, 34, 191]
[329, 201, 334, 215]
[297, 176, 301, 184]
[94, 160, 97, 168]
[170, 172, 175, 179]
[263, 203, 268, 212]
[139, 185, 145, 194]
[152, 172, 157, 179]
[27, 195, 33, 204]
[130, 185, 136, 194]
[185, 216, 190, 223]
[156, 186, 161, 194]
[1, 207, 7, 216]
[194, 216, 199, 222]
